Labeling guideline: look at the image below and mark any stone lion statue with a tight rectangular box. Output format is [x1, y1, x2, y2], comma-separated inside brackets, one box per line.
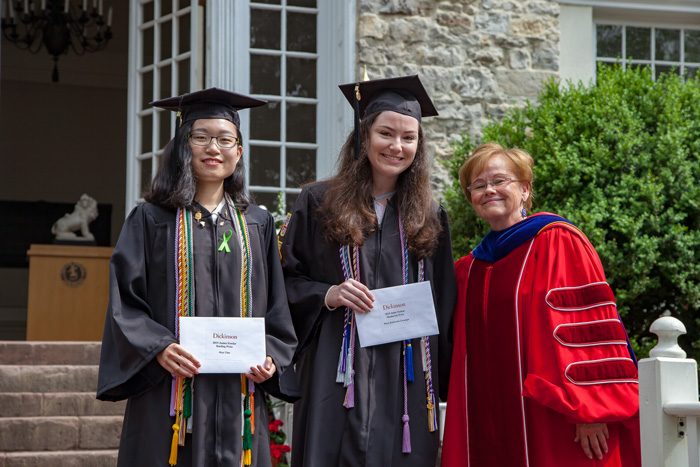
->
[51, 194, 99, 241]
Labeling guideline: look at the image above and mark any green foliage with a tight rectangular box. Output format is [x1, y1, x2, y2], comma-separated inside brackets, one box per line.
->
[443, 65, 700, 361]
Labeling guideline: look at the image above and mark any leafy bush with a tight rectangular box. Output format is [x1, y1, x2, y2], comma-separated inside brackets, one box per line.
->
[442, 65, 700, 360]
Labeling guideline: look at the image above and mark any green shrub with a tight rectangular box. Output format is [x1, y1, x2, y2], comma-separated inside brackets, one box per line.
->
[443, 65, 700, 360]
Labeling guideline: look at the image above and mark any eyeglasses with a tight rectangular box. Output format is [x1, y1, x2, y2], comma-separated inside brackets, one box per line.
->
[467, 177, 518, 193]
[188, 133, 240, 149]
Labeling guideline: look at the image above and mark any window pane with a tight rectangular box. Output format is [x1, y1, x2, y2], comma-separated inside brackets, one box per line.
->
[626, 27, 650, 60]
[251, 55, 281, 95]
[141, 113, 153, 154]
[159, 64, 172, 100]
[286, 148, 316, 187]
[656, 29, 680, 62]
[141, 70, 154, 110]
[251, 9, 281, 49]
[177, 58, 190, 95]
[685, 30, 700, 63]
[286, 103, 316, 143]
[161, 0, 173, 16]
[140, 158, 153, 196]
[250, 146, 281, 186]
[161, 20, 173, 60]
[287, 12, 316, 53]
[289, 0, 316, 6]
[597, 25, 622, 58]
[251, 191, 279, 212]
[656, 65, 679, 79]
[287, 57, 316, 97]
[178, 0, 190, 9]
[142, 27, 154, 66]
[178, 12, 191, 55]
[143, 1, 154, 23]
[159, 109, 172, 148]
[250, 101, 281, 141]
[253, 0, 281, 4]
[686, 67, 699, 79]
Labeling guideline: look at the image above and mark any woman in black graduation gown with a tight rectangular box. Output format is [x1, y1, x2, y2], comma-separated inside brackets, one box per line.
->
[279, 75, 457, 466]
[97, 88, 297, 467]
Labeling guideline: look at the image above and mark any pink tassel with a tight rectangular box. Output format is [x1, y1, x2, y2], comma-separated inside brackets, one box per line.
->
[345, 381, 355, 408]
[169, 377, 176, 416]
[402, 414, 411, 453]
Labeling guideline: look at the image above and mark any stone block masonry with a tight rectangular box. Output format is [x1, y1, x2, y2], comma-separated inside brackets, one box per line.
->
[357, 0, 560, 191]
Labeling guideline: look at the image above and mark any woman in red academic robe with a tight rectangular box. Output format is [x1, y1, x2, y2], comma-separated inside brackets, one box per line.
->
[441, 143, 640, 467]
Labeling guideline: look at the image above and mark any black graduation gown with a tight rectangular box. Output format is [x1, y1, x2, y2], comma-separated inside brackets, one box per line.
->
[97, 202, 297, 467]
[279, 182, 457, 467]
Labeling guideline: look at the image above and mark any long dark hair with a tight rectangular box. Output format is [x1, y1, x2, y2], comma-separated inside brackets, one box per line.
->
[144, 120, 250, 208]
[318, 111, 442, 259]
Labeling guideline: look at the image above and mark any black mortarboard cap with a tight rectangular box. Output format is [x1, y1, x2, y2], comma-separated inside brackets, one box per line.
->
[338, 75, 438, 158]
[150, 87, 267, 130]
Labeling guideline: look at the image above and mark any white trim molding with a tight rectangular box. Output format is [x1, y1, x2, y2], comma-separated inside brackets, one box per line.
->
[559, 0, 700, 14]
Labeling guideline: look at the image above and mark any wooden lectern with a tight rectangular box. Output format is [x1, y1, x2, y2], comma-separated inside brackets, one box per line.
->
[26, 244, 114, 341]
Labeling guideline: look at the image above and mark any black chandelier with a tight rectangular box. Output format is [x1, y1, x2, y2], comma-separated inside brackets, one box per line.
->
[1, 0, 113, 82]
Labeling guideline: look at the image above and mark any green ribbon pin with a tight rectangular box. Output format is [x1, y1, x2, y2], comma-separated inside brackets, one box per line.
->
[218, 229, 233, 253]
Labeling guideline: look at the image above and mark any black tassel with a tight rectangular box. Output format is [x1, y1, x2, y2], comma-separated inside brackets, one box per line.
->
[52, 58, 59, 83]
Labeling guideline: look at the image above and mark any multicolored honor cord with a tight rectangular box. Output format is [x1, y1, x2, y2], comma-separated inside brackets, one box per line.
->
[231, 194, 255, 465]
[335, 212, 437, 456]
[170, 207, 195, 466]
[169, 194, 255, 466]
[398, 213, 437, 453]
[337, 244, 359, 408]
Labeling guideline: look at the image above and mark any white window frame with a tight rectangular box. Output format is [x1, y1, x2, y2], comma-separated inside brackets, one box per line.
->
[230, 0, 357, 208]
[126, 0, 355, 213]
[558, 0, 700, 85]
[126, 0, 204, 210]
[595, 21, 700, 77]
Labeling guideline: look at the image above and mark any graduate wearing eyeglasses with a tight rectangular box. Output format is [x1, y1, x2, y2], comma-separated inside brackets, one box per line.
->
[279, 75, 457, 466]
[97, 88, 297, 467]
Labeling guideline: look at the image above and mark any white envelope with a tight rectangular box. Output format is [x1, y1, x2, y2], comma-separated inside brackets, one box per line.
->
[355, 281, 439, 347]
[179, 317, 266, 373]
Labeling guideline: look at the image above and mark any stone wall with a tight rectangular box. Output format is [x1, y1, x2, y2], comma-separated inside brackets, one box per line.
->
[356, 0, 560, 191]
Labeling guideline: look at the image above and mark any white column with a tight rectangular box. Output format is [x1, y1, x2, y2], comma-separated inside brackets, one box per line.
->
[639, 316, 698, 467]
[558, 5, 595, 86]
[205, 0, 251, 176]
[205, 0, 243, 92]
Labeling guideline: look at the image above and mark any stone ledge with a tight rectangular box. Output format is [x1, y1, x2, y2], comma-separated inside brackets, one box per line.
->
[0, 342, 101, 366]
[0, 367, 99, 393]
[0, 449, 118, 467]
[0, 416, 122, 452]
[0, 393, 125, 418]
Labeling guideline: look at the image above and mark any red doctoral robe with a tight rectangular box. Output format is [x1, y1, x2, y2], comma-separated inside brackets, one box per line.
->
[441, 214, 640, 467]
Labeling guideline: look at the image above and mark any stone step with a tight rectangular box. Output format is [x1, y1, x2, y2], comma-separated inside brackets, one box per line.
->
[0, 450, 118, 467]
[0, 366, 98, 393]
[0, 393, 125, 418]
[0, 416, 122, 452]
[0, 342, 102, 366]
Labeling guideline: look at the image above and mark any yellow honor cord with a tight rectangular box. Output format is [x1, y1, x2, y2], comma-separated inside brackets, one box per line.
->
[169, 412, 181, 466]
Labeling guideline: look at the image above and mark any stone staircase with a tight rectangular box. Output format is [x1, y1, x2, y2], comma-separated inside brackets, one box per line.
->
[0, 342, 124, 466]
